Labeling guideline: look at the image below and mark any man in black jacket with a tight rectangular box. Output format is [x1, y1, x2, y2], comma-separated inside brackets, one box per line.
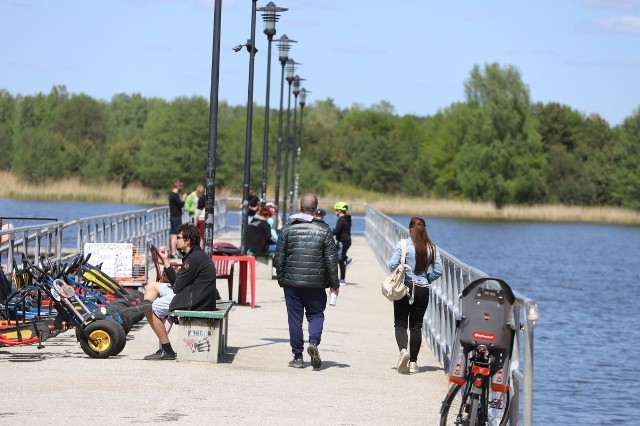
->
[274, 193, 340, 369]
[138, 223, 218, 360]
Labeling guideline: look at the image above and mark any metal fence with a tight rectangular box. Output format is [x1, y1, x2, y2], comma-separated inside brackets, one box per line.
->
[364, 205, 537, 426]
[1, 199, 230, 284]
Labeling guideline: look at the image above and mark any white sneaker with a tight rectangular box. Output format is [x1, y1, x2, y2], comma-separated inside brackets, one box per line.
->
[339, 279, 346, 286]
[397, 349, 410, 374]
[409, 362, 419, 374]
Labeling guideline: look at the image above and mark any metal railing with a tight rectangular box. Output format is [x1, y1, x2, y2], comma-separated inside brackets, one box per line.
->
[1, 200, 231, 284]
[364, 205, 536, 426]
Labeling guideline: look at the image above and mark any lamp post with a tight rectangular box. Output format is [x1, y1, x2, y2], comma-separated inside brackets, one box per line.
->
[289, 74, 304, 215]
[257, 1, 288, 205]
[282, 58, 301, 218]
[274, 34, 296, 219]
[293, 87, 309, 206]
[238, 0, 259, 255]
[203, 0, 223, 259]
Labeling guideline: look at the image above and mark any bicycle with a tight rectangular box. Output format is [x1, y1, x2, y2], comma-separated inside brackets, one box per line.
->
[440, 277, 516, 426]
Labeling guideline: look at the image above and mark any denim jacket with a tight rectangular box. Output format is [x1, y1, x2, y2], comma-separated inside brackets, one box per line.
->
[387, 238, 443, 287]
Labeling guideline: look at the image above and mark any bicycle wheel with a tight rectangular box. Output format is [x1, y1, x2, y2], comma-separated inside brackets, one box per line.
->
[469, 394, 481, 426]
[486, 388, 510, 426]
[440, 383, 471, 426]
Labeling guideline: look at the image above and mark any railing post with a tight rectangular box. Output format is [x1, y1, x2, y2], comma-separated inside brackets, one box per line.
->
[523, 300, 538, 426]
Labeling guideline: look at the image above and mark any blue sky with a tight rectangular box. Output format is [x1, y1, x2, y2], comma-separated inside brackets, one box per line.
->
[1, 0, 639, 126]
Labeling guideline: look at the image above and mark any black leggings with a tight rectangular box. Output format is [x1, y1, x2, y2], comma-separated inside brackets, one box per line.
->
[393, 285, 429, 362]
[337, 240, 351, 280]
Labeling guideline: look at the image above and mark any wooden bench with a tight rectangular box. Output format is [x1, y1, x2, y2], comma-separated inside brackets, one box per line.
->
[173, 301, 233, 363]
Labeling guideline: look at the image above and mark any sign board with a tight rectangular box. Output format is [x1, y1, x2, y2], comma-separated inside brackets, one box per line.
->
[84, 242, 133, 278]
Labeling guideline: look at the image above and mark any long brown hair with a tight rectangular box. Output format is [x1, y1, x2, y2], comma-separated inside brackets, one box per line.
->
[408, 217, 436, 274]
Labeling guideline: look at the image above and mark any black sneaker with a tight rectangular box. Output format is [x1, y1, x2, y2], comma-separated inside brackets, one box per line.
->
[288, 357, 304, 368]
[307, 344, 322, 369]
[144, 349, 176, 360]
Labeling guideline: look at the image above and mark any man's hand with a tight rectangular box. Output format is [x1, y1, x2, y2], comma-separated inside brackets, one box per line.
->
[159, 246, 170, 267]
[330, 287, 339, 295]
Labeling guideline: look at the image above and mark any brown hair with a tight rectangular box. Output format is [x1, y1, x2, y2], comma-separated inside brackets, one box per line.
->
[177, 223, 200, 247]
[408, 216, 436, 274]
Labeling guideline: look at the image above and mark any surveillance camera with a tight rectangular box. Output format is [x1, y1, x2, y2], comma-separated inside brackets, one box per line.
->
[232, 44, 243, 52]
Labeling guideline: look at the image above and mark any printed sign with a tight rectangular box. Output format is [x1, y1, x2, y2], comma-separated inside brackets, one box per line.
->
[84, 243, 133, 278]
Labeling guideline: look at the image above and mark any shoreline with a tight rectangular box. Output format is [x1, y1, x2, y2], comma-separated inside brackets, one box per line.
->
[2, 171, 638, 226]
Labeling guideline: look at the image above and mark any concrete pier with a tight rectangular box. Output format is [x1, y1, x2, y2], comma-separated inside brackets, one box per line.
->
[1, 234, 448, 424]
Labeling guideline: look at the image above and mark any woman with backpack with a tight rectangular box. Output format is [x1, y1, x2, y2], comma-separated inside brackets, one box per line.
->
[387, 216, 442, 374]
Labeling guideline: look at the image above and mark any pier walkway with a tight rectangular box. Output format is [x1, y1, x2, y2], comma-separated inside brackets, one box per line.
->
[1, 233, 448, 424]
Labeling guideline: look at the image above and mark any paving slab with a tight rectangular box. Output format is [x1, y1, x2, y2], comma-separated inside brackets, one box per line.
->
[1, 235, 449, 425]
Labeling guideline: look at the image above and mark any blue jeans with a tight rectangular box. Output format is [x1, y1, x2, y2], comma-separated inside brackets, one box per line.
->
[283, 286, 327, 357]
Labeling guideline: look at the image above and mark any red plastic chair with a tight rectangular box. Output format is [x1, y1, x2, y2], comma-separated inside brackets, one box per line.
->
[212, 256, 236, 300]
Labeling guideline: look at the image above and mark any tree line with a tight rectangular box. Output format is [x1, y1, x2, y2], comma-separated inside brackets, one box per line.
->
[0, 63, 638, 209]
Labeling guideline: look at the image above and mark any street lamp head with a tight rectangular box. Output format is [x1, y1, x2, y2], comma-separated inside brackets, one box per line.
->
[277, 34, 297, 64]
[286, 59, 302, 82]
[293, 75, 305, 96]
[258, 1, 288, 39]
[299, 88, 311, 107]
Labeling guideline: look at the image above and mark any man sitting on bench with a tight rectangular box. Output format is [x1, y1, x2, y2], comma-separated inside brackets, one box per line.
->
[134, 223, 219, 360]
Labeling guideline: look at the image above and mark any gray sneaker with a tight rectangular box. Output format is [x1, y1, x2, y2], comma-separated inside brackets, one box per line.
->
[288, 357, 304, 368]
[144, 349, 176, 361]
[307, 344, 322, 369]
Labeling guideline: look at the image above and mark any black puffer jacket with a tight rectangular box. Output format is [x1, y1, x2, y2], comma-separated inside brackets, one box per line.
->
[274, 214, 339, 289]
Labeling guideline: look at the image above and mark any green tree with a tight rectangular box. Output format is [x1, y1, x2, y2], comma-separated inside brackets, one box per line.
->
[531, 102, 586, 204]
[107, 135, 144, 188]
[214, 102, 250, 190]
[456, 63, 546, 207]
[610, 108, 640, 208]
[574, 115, 614, 205]
[0, 90, 16, 170]
[107, 93, 149, 145]
[137, 97, 209, 191]
[50, 94, 109, 180]
[12, 128, 71, 180]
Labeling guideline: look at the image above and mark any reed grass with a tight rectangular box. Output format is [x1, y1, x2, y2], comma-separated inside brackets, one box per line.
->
[1, 171, 638, 225]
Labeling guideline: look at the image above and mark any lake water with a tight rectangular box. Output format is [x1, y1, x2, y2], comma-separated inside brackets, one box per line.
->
[2, 198, 639, 424]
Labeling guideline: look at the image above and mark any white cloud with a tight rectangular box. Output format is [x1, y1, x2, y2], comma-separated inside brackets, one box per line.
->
[583, 0, 636, 11]
[594, 16, 640, 33]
